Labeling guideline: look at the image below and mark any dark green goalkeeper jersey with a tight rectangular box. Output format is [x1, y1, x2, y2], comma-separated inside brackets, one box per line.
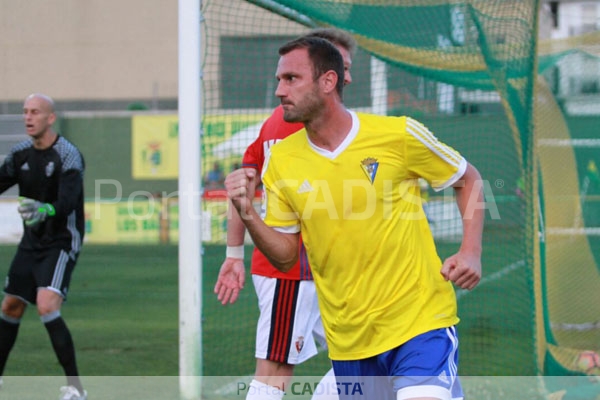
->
[0, 135, 85, 253]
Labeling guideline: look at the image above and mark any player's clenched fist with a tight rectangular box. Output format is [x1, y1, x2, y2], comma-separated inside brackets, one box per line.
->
[225, 168, 257, 215]
[440, 251, 481, 290]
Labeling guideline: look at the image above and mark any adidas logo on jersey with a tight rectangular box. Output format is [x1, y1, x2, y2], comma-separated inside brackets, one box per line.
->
[21, 162, 30, 171]
[437, 370, 449, 384]
[297, 180, 313, 194]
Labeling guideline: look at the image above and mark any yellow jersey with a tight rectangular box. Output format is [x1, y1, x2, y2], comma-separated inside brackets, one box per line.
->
[262, 111, 467, 360]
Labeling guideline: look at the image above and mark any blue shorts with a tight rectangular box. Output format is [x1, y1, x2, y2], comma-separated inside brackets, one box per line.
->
[332, 327, 463, 400]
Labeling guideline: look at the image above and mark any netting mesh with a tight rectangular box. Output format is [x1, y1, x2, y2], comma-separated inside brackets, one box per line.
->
[202, 0, 600, 390]
[536, 62, 600, 379]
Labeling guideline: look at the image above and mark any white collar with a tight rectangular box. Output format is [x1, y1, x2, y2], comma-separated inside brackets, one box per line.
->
[307, 110, 359, 159]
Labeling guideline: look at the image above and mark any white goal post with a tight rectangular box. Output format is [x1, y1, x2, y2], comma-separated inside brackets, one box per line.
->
[178, 0, 203, 398]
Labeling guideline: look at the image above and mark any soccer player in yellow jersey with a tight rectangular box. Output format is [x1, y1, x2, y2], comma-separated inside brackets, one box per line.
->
[226, 37, 484, 400]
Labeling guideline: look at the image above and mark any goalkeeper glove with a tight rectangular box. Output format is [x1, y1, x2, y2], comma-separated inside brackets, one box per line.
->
[18, 198, 56, 227]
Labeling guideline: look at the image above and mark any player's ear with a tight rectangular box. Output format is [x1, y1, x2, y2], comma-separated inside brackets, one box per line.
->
[321, 70, 339, 94]
[48, 112, 57, 125]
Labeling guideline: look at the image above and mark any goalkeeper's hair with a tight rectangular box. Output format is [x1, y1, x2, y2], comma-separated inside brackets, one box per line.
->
[25, 93, 56, 112]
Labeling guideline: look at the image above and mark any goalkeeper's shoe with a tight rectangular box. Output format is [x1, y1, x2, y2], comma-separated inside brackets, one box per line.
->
[18, 198, 55, 227]
[59, 385, 87, 400]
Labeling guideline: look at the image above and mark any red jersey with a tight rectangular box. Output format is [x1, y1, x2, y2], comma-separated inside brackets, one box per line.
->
[242, 105, 312, 280]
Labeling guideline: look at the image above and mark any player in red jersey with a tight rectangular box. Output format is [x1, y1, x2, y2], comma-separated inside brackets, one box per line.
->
[214, 28, 356, 400]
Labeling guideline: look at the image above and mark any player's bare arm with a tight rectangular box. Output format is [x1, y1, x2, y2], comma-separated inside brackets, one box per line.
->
[225, 168, 299, 272]
[214, 200, 247, 304]
[441, 162, 484, 290]
[214, 168, 258, 305]
[214, 256, 246, 305]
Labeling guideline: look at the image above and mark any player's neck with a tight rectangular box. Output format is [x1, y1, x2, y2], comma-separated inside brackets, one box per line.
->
[305, 106, 352, 151]
[33, 130, 58, 150]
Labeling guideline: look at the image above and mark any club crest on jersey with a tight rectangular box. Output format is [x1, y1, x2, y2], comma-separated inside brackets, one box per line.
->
[45, 162, 55, 177]
[361, 157, 379, 184]
[295, 336, 304, 353]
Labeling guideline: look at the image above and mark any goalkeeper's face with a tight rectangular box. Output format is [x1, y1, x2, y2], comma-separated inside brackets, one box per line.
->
[23, 96, 56, 139]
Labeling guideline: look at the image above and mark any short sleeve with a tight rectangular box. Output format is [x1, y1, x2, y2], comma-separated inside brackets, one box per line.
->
[404, 117, 467, 191]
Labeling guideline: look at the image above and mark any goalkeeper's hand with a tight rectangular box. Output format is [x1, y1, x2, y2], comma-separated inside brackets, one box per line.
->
[18, 198, 56, 227]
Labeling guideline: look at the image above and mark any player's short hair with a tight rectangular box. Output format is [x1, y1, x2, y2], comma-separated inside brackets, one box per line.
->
[304, 28, 357, 56]
[25, 93, 56, 113]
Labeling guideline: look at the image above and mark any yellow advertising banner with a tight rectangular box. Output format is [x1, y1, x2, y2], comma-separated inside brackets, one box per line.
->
[84, 199, 219, 244]
[132, 115, 179, 179]
[84, 201, 164, 244]
[131, 113, 269, 181]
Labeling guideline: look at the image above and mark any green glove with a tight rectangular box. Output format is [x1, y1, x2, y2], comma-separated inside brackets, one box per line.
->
[18, 198, 56, 226]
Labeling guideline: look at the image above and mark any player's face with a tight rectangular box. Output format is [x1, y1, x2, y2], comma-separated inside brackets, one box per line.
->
[275, 48, 326, 123]
[23, 97, 55, 139]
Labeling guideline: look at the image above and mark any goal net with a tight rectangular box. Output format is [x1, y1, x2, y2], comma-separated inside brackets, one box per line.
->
[200, 0, 600, 391]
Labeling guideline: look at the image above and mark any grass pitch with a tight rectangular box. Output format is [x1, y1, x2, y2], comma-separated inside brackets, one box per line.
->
[0, 229, 534, 381]
[0, 244, 331, 379]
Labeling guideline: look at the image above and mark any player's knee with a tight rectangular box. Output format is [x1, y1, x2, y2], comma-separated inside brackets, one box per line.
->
[37, 303, 60, 316]
[256, 359, 294, 375]
[36, 297, 62, 316]
[1, 295, 26, 319]
[35, 289, 63, 316]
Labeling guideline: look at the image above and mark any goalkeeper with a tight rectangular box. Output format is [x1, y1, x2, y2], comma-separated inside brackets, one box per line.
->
[0, 94, 87, 400]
